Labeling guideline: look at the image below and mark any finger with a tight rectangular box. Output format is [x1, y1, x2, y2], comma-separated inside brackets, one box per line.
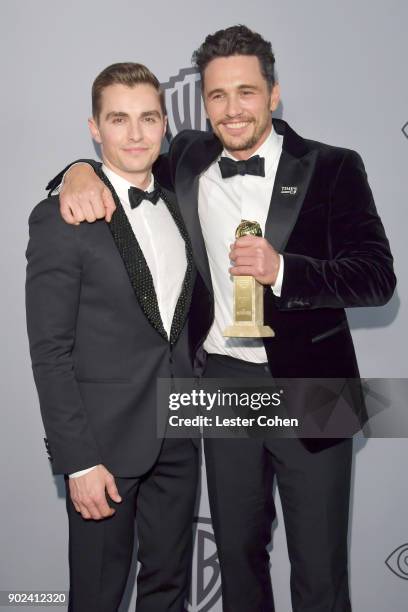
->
[93, 498, 114, 520]
[229, 247, 242, 260]
[60, 201, 79, 226]
[93, 495, 115, 518]
[80, 200, 98, 223]
[70, 200, 86, 224]
[229, 265, 256, 276]
[82, 499, 104, 521]
[102, 189, 116, 222]
[60, 191, 87, 224]
[88, 196, 107, 221]
[97, 500, 116, 518]
[233, 256, 257, 267]
[235, 235, 259, 246]
[105, 475, 122, 504]
[77, 502, 92, 520]
[83, 188, 108, 221]
[230, 247, 259, 261]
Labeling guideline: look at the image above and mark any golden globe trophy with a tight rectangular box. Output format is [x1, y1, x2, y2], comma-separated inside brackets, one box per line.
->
[223, 220, 275, 338]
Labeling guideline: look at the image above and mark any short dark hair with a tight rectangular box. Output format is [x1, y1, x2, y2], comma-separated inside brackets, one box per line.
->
[92, 62, 166, 120]
[192, 25, 276, 90]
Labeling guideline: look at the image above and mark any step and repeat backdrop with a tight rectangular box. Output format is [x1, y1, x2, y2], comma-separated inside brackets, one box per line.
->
[1, 1, 407, 611]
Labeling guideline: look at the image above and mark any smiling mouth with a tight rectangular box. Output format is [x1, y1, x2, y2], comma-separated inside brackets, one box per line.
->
[222, 121, 251, 130]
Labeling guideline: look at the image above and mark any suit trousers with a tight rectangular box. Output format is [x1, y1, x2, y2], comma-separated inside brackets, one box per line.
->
[65, 437, 198, 612]
[203, 354, 352, 612]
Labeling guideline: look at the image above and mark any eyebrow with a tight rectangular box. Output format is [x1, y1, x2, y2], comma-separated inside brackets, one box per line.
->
[105, 111, 129, 120]
[140, 110, 162, 119]
[104, 110, 162, 120]
[206, 84, 259, 97]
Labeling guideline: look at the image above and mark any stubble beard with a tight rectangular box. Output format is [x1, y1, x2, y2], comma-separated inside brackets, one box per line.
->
[215, 115, 272, 155]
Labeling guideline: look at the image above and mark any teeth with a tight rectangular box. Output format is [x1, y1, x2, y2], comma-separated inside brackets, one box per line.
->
[224, 122, 249, 129]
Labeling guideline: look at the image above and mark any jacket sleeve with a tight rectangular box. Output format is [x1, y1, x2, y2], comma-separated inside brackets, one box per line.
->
[45, 155, 175, 193]
[25, 198, 102, 474]
[45, 159, 102, 194]
[278, 150, 396, 310]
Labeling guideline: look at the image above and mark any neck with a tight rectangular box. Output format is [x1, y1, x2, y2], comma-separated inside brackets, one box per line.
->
[102, 159, 152, 189]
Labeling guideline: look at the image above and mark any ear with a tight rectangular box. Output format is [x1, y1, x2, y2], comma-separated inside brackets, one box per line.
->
[88, 117, 102, 144]
[162, 114, 168, 138]
[269, 83, 280, 112]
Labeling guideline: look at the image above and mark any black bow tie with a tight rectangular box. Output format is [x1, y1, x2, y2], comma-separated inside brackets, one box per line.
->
[218, 155, 265, 179]
[128, 186, 161, 209]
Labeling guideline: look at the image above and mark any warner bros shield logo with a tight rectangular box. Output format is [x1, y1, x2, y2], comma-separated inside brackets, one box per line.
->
[161, 68, 211, 140]
[185, 517, 222, 612]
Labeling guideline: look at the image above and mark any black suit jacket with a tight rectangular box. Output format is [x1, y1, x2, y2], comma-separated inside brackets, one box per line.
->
[26, 178, 197, 476]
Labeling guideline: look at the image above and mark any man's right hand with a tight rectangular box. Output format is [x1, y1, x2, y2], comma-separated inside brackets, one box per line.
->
[68, 464, 122, 520]
[60, 164, 116, 225]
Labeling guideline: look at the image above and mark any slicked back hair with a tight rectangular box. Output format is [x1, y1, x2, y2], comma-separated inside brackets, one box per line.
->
[92, 62, 166, 121]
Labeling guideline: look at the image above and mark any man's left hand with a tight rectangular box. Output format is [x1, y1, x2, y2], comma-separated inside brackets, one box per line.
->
[229, 235, 280, 285]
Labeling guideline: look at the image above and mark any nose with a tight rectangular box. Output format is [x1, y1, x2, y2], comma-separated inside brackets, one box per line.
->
[127, 119, 143, 142]
[225, 94, 242, 118]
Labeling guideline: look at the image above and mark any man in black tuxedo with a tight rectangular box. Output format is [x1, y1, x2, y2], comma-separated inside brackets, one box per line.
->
[48, 26, 396, 612]
[26, 62, 200, 612]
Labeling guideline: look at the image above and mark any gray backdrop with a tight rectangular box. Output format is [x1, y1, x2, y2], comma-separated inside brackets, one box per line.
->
[1, 1, 407, 610]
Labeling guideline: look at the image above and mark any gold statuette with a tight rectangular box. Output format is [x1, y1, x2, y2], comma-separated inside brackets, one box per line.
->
[223, 220, 275, 338]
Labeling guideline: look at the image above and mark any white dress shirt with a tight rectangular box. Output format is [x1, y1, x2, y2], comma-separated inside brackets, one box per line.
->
[70, 165, 187, 478]
[199, 126, 284, 363]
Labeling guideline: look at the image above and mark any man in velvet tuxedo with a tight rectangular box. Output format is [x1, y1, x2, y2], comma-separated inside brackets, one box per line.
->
[49, 26, 396, 612]
[26, 63, 199, 612]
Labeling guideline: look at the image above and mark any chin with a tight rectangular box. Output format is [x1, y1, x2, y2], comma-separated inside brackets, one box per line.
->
[217, 132, 253, 151]
[222, 137, 254, 152]
[121, 162, 149, 174]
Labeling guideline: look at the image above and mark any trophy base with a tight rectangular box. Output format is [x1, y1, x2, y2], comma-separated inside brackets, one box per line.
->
[223, 325, 275, 338]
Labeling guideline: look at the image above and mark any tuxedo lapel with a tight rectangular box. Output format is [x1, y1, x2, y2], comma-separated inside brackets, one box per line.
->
[172, 121, 318, 290]
[264, 146, 318, 252]
[97, 170, 168, 341]
[174, 135, 222, 293]
[176, 176, 211, 291]
[159, 187, 195, 344]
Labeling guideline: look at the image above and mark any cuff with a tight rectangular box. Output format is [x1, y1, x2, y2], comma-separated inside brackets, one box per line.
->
[271, 254, 284, 296]
[69, 465, 98, 479]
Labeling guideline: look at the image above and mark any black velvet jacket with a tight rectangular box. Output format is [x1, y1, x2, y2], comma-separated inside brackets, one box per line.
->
[163, 119, 396, 380]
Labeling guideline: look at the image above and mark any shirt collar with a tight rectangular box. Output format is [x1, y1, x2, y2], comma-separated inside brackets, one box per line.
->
[101, 164, 154, 207]
[221, 125, 282, 178]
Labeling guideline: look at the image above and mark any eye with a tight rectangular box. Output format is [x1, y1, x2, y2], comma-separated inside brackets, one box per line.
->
[385, 543, 408, 580]
[144, 116, 157, 123]
[112, 117, 124, 124]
